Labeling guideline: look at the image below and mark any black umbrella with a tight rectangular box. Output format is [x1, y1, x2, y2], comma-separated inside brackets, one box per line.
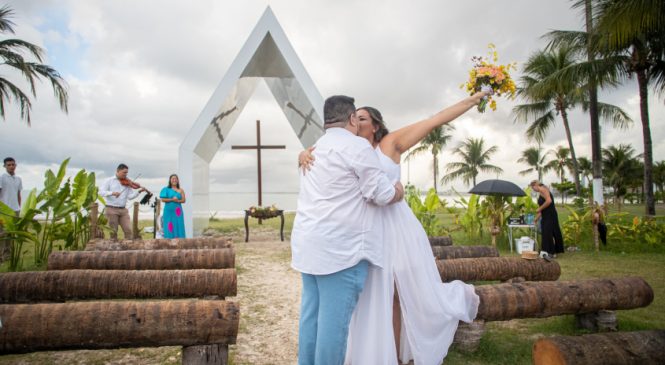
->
[468, 179, 526, 197]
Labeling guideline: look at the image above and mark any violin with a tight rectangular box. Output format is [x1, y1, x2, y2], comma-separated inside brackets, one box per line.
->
[119, 176, 154, 205]
[119, 177, 144, 190]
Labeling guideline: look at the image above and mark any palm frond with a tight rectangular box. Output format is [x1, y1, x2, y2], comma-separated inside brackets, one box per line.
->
[512, 102, 552, 124]
[525, 111, 556, 143]
[0, 38, 45, 61]
[0, 6, 16, 34]
[0, 76, 32, 124]
[594, 101, 633, 129]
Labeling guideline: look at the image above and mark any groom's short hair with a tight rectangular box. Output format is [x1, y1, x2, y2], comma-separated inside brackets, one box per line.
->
[324, 95, 355, 125]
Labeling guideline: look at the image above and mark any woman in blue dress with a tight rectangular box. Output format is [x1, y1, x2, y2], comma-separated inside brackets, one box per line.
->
[160, 174, 186, 238]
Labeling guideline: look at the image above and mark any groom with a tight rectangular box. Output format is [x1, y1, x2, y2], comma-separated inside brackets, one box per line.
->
[291, 95, 404, 365]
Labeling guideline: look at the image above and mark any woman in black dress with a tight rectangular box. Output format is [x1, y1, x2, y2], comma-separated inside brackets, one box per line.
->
[530, 180, 564, 256]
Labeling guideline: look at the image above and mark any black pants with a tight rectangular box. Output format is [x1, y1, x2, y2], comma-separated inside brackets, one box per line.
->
[541, 216, 564, 254]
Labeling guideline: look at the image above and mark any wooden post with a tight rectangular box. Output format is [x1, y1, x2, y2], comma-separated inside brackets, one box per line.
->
[154, 199, 161, 239]
[452, 320, 485, 352]
[133, 202, 140, 240]
[182, 344, 229, 365]
[575, 310, 617, 332]
[90, 203, 99, 240]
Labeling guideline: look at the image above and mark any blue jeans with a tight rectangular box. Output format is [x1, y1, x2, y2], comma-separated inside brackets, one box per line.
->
[298, 260, 369, 365]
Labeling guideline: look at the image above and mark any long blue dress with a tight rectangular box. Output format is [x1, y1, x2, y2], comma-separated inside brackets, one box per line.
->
[160, 187, 185, 238]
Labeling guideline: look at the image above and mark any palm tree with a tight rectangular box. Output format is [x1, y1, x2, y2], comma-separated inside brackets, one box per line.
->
[442, 137, 503, 187]
[0, 6, 68, 125]
[405, 124, 454, 193]
[517, 146, 548, 182]
[512, 45, 632, 197]
[545, 146, 572, 185]
[602, 144, 639, 210]
[546, 0, 665, 215]
[577, 156, 594, 187]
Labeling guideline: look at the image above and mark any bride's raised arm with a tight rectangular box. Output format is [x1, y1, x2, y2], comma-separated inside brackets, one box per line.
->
[379, 91, 487, 161]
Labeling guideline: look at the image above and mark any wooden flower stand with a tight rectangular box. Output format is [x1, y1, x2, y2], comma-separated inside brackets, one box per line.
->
[243, 209, 284, 242]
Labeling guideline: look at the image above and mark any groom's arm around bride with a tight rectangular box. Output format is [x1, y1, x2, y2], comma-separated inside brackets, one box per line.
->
[291, 95, 403, 365]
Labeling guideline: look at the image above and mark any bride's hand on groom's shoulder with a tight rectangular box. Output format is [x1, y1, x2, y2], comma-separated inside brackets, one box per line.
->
[391, 181, 405, 203]
[298, 147, 316, 175]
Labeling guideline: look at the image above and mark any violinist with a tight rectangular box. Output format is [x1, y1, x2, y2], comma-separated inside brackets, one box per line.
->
[99, 163, 146, 239]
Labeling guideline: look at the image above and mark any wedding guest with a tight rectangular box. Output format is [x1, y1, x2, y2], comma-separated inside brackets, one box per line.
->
[159, 174, 186, 238]
[0, 157, 22, 261]
[0, 157, 22, 215]
[99, 164, 145, 239]
[531, 180, 565, 257]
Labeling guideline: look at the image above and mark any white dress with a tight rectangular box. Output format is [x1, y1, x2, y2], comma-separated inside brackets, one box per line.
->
[346, 147, 480, 365]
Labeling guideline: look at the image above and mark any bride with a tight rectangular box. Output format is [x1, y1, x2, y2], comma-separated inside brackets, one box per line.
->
[299, 91, 487, 364]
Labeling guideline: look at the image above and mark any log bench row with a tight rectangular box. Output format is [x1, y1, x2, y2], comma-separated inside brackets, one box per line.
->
[0, 237, 239, 365]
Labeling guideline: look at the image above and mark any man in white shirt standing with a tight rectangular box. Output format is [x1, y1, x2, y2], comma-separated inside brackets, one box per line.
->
[99, 163, 145, 239]
[291, 95, 404, 365]
[0, 157, 22, 261]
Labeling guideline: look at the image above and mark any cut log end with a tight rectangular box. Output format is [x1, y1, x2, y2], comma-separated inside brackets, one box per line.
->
[532, 330, 665, 365]
[533, 339, 568, 365]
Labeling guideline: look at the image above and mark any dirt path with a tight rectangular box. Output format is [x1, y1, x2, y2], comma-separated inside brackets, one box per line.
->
[231, 237, 300, 364]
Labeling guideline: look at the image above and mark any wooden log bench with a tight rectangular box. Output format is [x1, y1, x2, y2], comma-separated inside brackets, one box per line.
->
[436, 257, 560, 283]
[532, 330, 665, 365]
[431, 245, 499, 260]
[0, 300, 239, 361]
[428, 236, 453, 246]
[47, 248, 235, 270]
[453, 277, 654, 352]
[475, 277, 653, 321]
[0, 269, 237, 303]
[85, 237, 233, 251]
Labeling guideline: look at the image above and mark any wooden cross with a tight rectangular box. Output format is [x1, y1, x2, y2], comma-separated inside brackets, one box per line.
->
[231, 120, 286, 207]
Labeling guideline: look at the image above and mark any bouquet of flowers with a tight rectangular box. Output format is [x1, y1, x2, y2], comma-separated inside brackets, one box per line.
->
[462, 44, 517, 112]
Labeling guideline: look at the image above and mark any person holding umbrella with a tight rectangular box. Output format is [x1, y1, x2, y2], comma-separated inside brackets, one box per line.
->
[530, 180, 565, 257]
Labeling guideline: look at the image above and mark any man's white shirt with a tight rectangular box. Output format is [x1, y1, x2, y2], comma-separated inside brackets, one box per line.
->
[291, 128, 396, 275]
[99, 177, 140, 208]
[0, 173, 22, 211]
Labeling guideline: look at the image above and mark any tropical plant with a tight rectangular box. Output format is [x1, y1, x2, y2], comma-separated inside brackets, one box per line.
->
[577, 156, 594, 187]
[512, 45, 632, 196]
[453, 193, 483, 240]
[562, 205, 593, 248]
[479, 195, 514, 247]
[406, 187, 448, 236]
[0, 190, 41, 270]
[510, 186, 540, 216]
[517, 146, 549, 181]
[551, 180, 576, 205]
[442, 137, 503, 187]
[0, 6, 68, 125]
[545, 146, 572, 185]
[405, 125, 455, 193]
[602, 144, 640, 210]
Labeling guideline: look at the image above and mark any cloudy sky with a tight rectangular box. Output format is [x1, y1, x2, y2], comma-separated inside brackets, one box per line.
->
[1, 0, 663, 210]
